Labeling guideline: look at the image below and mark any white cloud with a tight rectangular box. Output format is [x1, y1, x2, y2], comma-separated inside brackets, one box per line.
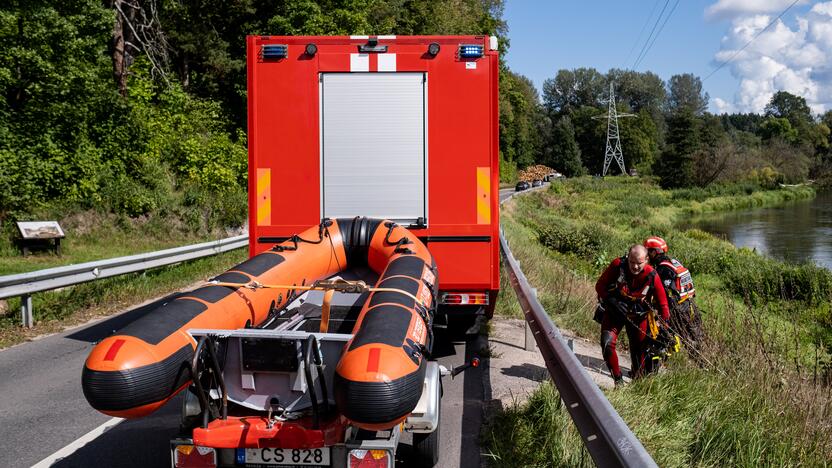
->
[709, 1, 832, 114]
[713, 97, 735, 113]
[706, 0, 811, 20]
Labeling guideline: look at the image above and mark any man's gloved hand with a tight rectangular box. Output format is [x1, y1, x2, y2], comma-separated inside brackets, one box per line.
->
[606, 296, 628, 319]
[656, 323, 681, 353]
[593, 303, 605, 324]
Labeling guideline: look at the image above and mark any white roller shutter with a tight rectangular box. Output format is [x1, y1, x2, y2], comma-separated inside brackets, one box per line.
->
[320, 73, 427, 224]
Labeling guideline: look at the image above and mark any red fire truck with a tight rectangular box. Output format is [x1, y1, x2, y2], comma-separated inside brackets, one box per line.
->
[247, 34, 500, 320]
[169, 35, 499, 468]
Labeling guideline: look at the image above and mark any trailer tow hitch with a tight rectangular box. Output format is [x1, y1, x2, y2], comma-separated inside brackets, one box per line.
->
[441, 356, 480, 379]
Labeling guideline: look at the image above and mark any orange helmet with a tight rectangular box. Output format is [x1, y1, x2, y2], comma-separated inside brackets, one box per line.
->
[643, 236, 668, 253]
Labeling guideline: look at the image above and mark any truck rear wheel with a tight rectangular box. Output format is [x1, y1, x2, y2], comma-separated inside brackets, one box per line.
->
[411, 404, 440, 467]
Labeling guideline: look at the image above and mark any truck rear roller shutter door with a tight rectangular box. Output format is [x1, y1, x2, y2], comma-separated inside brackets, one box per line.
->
[320, 73, 427, 224]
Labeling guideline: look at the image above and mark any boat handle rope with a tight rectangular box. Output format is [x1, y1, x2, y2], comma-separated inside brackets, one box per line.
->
[208, 279, 427, 335]
[207, 279, 423, 306]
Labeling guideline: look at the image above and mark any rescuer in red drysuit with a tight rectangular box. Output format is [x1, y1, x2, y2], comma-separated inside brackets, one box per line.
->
[595, 244, 670, 384]
[644, 236, 704, 353]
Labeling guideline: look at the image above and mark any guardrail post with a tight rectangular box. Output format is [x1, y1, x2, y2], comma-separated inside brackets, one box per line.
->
[524, 320, 535, 351]
[21, 294, 33, 328]
[524, 288, 537, 351]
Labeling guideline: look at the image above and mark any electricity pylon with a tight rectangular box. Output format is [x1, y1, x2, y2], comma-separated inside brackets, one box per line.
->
[593, 82, 635, 176]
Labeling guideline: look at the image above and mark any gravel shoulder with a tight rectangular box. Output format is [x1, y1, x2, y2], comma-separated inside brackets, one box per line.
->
[485, 317, 631, 408]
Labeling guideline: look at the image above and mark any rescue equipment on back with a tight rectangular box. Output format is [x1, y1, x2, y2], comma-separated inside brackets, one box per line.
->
[659, 258, 695, 302]
[82, 217, 437, 431]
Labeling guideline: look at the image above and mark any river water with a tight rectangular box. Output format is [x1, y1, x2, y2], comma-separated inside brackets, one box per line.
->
[685, 191, 832, 270]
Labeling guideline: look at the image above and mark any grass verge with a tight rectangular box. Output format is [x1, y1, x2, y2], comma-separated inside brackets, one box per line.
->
[485, 177, 832, 466]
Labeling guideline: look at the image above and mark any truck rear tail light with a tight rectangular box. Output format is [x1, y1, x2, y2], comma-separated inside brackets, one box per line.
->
[173, 444, 216, 468]
[262, 44, 288, 59]
[441, 292, 489, 305]
[458, 44, 483, 58]
[349, 449, 391, 468]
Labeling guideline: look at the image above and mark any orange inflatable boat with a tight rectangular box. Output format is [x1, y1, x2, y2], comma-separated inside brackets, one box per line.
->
[82, 217, 437, 429]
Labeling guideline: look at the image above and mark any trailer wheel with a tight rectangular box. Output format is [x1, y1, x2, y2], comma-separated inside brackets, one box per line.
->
[412, 404, 440, 467]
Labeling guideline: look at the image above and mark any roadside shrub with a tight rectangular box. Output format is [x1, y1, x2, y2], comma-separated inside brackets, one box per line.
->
[182, 183, 247, 230]
[537, 218, 629, 269]
[0, 149, 41, 219]
[538, 225, 593, 257]
[100, 174, 159, 217]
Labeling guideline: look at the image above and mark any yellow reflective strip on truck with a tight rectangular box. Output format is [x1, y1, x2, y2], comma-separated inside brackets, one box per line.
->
[257, 168, 271, 226]
[476, 167, 490, 224]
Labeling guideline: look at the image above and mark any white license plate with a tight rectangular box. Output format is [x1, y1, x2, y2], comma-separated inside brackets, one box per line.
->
[242, 447, 330, 466]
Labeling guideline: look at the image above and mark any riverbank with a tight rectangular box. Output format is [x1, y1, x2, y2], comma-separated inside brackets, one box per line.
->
[485, 177, 831, 466]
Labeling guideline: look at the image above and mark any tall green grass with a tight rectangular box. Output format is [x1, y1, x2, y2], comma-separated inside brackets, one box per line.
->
[486, 177, 832, 466]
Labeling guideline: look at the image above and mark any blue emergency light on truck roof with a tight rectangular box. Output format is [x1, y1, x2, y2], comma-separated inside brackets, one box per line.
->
[262, 44, 288, 59]
[458, 44, 484, 58]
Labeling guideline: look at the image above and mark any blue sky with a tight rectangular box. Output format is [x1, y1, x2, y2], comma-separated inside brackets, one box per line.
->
[502, 1, 831, 114]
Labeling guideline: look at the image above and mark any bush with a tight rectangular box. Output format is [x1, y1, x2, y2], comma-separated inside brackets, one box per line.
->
[182, 183, 247, 230]
[1, 56, 248, 233]
[750, 166, 784, 189]
[538, 221, 624, 261]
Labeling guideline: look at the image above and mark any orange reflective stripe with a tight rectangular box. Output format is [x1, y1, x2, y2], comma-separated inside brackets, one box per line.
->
[256, 168, 271, 226]
[476, 167, 490, 224]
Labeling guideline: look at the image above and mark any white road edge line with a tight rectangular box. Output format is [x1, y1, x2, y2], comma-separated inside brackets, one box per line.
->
[31, 417, 125, 468]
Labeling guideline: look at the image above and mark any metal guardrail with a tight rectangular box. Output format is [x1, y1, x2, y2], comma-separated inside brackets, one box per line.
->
[0, 235, 249, 327]
[498, 184, 657, 467]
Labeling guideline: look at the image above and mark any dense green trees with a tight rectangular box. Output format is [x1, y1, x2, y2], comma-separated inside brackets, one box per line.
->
[499, 70, 544, 172]
[2, 0, 830, 227]
[546, 117, 583, 177]
[3, 0, 545, 224]
[538, 67, 829, 188]
[542, 69, 666, 176]
[1, 0, 251, 225]
[655, 110, 698, 187]
[667, 73, 708, 116]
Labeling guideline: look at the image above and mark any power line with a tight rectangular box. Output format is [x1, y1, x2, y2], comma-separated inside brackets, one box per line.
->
[623, 0, 662, 68]
[630, 0, 670, 70]
[633, 0, 681, 70]
[703, 0, 800, 82]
